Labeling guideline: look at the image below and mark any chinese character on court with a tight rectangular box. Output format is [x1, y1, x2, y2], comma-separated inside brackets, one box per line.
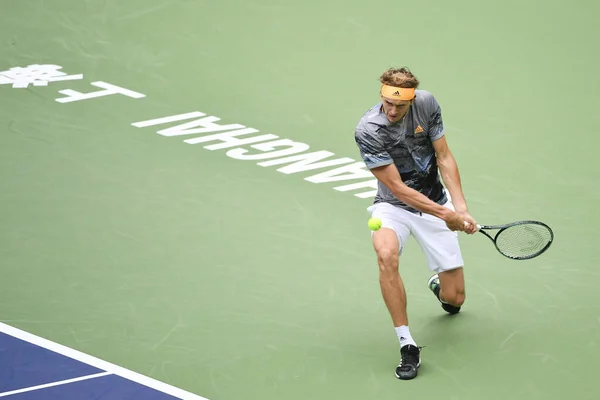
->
[0, 64, 83, 89]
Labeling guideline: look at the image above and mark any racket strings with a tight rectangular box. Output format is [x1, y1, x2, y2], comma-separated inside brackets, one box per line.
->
[495, 224, 553, 259]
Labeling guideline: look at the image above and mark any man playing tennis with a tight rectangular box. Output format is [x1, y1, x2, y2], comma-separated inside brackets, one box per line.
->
[354, 67, 477, 380]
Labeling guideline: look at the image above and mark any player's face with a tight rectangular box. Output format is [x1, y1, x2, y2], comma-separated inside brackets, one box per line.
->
[381, 96, 413, 123]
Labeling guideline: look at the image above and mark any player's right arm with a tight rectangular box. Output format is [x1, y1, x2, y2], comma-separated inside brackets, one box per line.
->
[355, 123, 466, 231]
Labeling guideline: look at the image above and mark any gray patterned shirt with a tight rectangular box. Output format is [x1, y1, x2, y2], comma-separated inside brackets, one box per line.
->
[354, 89, 447, 213]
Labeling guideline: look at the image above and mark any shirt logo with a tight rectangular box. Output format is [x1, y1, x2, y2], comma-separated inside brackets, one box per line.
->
[415, 125, 424, 134]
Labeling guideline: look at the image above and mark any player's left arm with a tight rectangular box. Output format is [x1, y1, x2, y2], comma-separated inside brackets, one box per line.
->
[432, 136, 467, 212]
[424, 92, 476, 233]
[433, 136, 477, 233]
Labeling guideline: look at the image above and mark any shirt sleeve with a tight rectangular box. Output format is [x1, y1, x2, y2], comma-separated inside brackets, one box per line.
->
[425, 94, 445, 141]
[355, 124, 393, 169]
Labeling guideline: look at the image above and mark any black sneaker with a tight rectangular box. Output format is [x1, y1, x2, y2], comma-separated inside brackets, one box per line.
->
[395, 344, 421, 380]
[427, 274, 461, 315]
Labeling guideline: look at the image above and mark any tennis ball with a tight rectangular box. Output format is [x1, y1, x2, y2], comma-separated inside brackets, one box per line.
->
[368, 217, 382, 231]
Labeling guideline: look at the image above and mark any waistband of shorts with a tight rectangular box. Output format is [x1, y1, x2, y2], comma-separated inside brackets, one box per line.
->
[373, 198, 449, 216]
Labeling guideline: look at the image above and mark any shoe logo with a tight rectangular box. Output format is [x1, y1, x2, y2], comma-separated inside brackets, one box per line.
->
[415, 125, 424, 134]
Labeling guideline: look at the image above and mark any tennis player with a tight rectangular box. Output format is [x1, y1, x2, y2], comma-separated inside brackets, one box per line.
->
[354, 67, 477, 380]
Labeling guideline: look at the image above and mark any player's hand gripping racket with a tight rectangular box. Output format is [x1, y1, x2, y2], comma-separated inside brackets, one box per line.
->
[472, 220, 554, 260]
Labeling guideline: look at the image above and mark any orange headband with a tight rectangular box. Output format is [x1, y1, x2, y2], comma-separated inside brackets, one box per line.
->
[380, 85, 415, 101]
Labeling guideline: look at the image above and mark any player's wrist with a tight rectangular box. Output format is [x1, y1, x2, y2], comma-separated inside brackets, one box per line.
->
[439, 207, 455, 222]
[455, 206, 468, 214]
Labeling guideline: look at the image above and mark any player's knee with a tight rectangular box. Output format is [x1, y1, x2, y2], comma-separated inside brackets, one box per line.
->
[376, 247, 398, 274]
[445, 290, 465, 307]
[454, 291, 465, 307]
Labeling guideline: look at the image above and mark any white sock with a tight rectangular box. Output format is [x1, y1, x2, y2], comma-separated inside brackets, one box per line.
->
[395, 325, 417, 348]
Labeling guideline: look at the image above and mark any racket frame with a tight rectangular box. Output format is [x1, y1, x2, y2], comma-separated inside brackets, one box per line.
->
[476, 220, 554, 260]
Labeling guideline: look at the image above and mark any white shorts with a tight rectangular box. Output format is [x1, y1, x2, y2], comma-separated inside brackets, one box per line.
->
[367, 201, 464, 274]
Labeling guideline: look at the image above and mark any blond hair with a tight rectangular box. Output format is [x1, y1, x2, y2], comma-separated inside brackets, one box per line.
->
[379, 67, 420, 88]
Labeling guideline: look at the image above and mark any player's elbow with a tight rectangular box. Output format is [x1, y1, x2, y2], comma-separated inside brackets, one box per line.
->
[436, 151, 456, 170]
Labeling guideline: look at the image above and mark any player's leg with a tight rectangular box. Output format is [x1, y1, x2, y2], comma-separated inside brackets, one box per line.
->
[372, 228, 408, 327]
[427, 267, 465, 314]
[409, 201, 466, 314]
[368, 203, 420, 380]
[437, 267, 465, 306]
[434, 267, 466, 311]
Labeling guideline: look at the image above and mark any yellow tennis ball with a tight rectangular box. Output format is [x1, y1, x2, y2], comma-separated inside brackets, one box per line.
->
[368, 217, 382, 231]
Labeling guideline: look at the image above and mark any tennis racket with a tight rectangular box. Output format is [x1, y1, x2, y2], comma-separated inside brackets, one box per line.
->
[474, 220, 554, 260]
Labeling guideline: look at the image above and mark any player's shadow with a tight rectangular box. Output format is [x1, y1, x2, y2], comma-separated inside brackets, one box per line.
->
[409, 310, 496, 378]
[319, 309, 498, 381]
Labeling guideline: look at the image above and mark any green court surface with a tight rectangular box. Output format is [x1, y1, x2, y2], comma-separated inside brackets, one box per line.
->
[1, 0, 599, 399]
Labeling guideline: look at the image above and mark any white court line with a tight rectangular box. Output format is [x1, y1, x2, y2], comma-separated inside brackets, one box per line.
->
[0, 372, 111, 397]
[0, 322, 209, 400]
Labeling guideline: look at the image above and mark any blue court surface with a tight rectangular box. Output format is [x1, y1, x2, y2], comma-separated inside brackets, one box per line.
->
[0, 323, 207, 399]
